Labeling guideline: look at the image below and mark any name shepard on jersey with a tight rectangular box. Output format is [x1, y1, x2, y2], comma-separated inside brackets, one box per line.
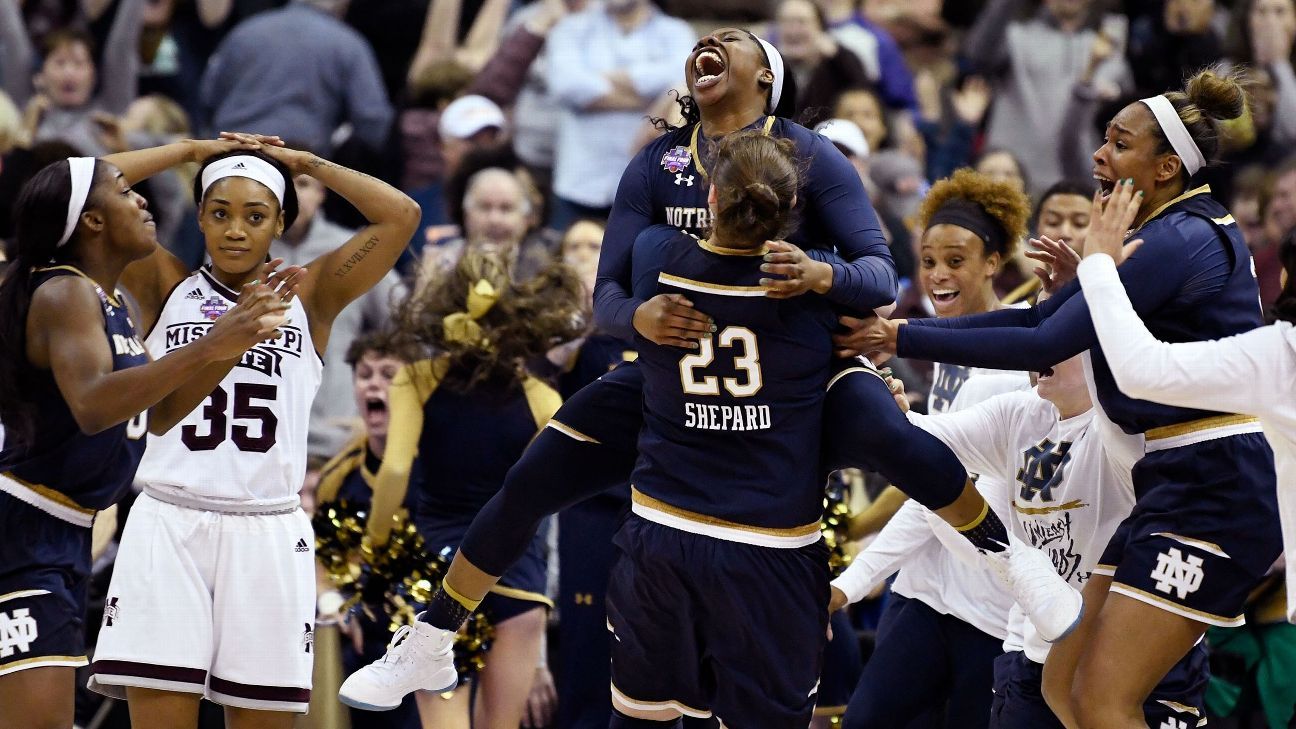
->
[684, 402, 772, 431]
[664, 207, 711, 230]
[163, 322, 305, 377]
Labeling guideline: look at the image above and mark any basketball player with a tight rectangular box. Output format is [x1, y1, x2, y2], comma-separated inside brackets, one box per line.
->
[0, 149, 290, 729]
[86, 136, 420, 729]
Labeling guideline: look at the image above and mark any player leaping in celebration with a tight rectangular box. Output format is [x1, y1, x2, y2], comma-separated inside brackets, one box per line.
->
[0, 150, 291, 729]
[854, 67, 1282, 729]
[342, 30, 1080, 711]
[86, 137, 420, 729]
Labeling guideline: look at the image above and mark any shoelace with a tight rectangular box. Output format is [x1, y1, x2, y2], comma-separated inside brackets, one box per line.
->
[382, 625, 413, 665]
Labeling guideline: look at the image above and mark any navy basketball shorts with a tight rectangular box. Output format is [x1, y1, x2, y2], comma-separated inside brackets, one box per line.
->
[815, 611, 863, 718]
[0, 490, 93, 676]
[544, 361, 645, 451]
[606, 514, 831, 729]
[421, 523, 554, 626]
[989, 646, 1209, 728]
[1096, 433, 1282, 627]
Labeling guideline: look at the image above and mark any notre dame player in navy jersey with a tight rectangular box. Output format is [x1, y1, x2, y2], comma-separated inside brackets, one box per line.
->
[344, 29, 1082, 711]
[859, 69, 1283, 729]
[0, 152, 288, 729]
[603, 130, 835, 729]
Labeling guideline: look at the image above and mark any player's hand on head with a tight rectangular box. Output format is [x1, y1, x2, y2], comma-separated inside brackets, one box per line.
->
[833, 315, 903, 358]
[634, 293, 714, 349]
[761, 241, 834, 299]
[1083, 181, 1144, 265]
[1025, 236, 1081, 293]
[255, 142, 317, 176]
[184, 134, 264, 163]
[218, 131, 286, 148]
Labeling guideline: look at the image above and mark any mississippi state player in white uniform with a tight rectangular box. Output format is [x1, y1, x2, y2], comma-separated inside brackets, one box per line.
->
[87, 136, 420, 729]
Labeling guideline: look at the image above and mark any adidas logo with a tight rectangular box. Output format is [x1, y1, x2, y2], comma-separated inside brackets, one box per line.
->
[184, 288, 203, 300]
[232, 162, 247, 170]
[294, 538, 309, 553]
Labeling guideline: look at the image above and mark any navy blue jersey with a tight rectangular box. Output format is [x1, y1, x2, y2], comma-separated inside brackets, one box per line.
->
[316, 438, 419, 511]
[557, 333, 634, 401]
[0, 266, 150, 510]
[595, 117, 896, 341]
[629, 225, 836, 529]
[900, 187, 1265, 434]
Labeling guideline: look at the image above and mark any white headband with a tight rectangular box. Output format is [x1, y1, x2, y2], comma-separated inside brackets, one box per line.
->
[1140, 95, 1206, 178]
[57, 157, 96, 248]
[200, 155, 286, 205]
[754, 36, 785, 115]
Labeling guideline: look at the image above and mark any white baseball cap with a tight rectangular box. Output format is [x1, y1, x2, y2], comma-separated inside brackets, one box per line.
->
[439, 95, 506, 140]
[815, 118, 870, 160]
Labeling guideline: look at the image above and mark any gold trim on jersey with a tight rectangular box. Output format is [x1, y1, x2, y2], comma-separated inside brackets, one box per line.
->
[697, 238, 768, 257]
[611, 681, 712, 719]
[488, 585, 555, 609]
[1002, 278, 1040, 306]
[316, 436, 367, 504]
[33, 265, 123, 307]
[1145, 414, 1259, 441]
[1109, 581, 1244, 627]
[0, 655, 88, 676]
[1155, 699, 1202, 718]
[1212, 215, 1236, 226]
[813, 705, 847, 717]
[1151, 531, 1230, 559]
[688, 116, 777, 180]
[826, 365, 884, 392]
[545, 420, 601, 444]
[1012, 499, 1087, 515]
[1139, 185, 1211, 228]
[1092, 564, 1117, 576]
[631, 488, 821, 538]
[0, 589, 51, 605]
[658, 273, 766, 297]
[0, 472, 96, 524]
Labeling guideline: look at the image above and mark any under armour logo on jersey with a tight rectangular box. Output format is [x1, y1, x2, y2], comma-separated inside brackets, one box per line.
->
[675, 173, 695, 187]
[294, 538, 310, 553]
[1151, 548, 1205, 599]
[103, 597, 120, 627]
[0, 608, 38, 658]
[1159, 719, 1189, 729]
[184, 288, 203, 300]
[1017, 439, 1073, 503]
[574, 593, 594, 606]
[302, 623, 314, 653]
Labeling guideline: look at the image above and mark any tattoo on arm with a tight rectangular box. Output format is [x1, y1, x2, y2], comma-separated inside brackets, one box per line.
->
[333, 236, 381, 278]
[308, 156, 383, 185]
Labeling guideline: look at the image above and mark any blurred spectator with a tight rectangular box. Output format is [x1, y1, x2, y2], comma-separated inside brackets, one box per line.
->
[834, 86, 889, 154]
[917, 75, 991, 182]
[0, 89, 27, 154]
[1033, 178, 1096, 253]
[1127, 0, 1225, 97]
[439, 94, 507, 187]
[422, 166, 555, 284]
[973, 147, 1029, 196]
[0, 0, 143, 156]
[1227, 0, 1296, 150]
[270, 171, 408, 458]
[964, 0, 1133, 198]
[545, 0, 694, 229]
[199, 0, 394, 155]
[813, 0, 917, 111]
[816, 116, 870, 186]
[776, 0, 871, 116]
[1231, 165, 1272, 251]
[406, 0, 511, 83]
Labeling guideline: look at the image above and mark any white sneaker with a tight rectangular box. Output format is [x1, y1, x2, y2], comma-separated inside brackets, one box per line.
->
[987, 535, 1084, 643]
[339, 616, 458, 711]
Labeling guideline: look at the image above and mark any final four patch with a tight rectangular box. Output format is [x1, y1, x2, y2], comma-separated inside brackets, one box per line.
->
[200, 296, 229, 321]
[661, 146, 692, 174]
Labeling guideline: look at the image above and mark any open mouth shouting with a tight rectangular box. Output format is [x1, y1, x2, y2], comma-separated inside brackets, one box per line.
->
[692, 48, 727, 90]
[1093, 171, 1116, 199]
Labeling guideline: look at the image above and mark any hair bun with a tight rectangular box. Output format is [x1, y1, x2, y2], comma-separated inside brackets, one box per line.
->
[1185, 67, 1247, 122]
[743, 182, 780, 213]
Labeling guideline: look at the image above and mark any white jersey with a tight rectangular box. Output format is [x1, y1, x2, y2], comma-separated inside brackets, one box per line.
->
[911, 390, 1142, 662]
[136, 268, 322, 509]
[854, 365, 1030, 640]
[1080, 254, 1296, 621]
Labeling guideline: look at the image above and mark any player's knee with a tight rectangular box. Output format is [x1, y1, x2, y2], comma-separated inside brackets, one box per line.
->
[1070, 673, 1141, 729]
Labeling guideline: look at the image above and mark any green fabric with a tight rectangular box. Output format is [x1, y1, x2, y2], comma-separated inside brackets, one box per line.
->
[1204, 623, 1296, 729]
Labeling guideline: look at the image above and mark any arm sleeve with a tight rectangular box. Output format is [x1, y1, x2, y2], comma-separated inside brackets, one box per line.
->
[804, 135, 898, 311]
[907, 399, 1016, 482]
[465, 25, 546, 107]
[830, 499, 935, 604]
[906, 279, 1082, 331]
[546, 20, 613, 108]
[96, 0, 144, 114]
[0, 0, 35, 106]
[898, 238, 1194, 370]
[593, 145, 657, 340]
[343, 37, 396, 150]
[1078, 253, 1294, 417]
[366, 361, 429, 545]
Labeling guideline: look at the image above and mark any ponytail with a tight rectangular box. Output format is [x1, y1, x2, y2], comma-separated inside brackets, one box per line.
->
[711, 131, 801, 244]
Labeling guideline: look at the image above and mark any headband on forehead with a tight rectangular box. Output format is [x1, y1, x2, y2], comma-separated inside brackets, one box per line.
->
[200, 155, 286, 205]
[753, 35, 785, 115]
[57, 157, 96, 248]
[1140, 95, 1206, 178]
[928, 199, 1010, 254]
